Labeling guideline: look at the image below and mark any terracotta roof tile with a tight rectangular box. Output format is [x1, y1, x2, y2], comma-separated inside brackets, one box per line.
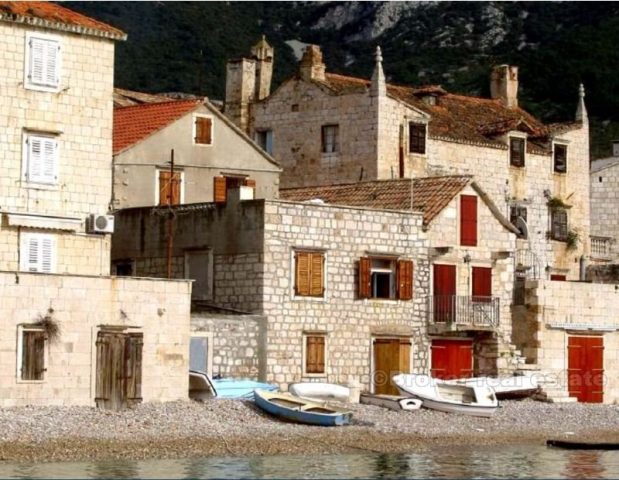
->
[280, 176, 472, 226]
[113, 88, 172, 108]
[0, 2, 126, 39]
[113, 99, 201, 154]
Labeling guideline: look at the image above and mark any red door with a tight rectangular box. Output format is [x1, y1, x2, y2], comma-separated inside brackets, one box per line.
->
[551, 274, 566, 281]
[568, 336, 604, 403]
[472, 267, 492, 302]
[431, 339, 473, 380]
[433, 264, 456, 322]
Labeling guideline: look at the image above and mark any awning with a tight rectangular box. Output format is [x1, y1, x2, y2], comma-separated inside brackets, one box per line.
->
[5, 212, 83, 232]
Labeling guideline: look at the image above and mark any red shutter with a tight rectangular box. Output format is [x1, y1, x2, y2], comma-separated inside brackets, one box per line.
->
[397, 260, 414, 300]
[214, 176, 227, 203]
[472, 267, 492, 302]
[550, 274, 566, 281]
[358, 257, 371, 299]
[460, 195, 478, 246]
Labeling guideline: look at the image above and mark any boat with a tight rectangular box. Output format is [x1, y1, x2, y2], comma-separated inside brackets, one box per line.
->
[189, 370, 278, 400]
[447, 375, 538, 399]
[288, 382, 351, 402]
[360, 393, 422, 411]
[547, 439, 619, 450]
[393, 374, 498, 417]
[254, 389, 353, 426]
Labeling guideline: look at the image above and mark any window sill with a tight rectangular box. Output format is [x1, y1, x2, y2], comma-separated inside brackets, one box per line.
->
[553, 171, 567, 176]
[363, 298, 400, 305]
[24, 83, 61, 93]
[16, 379, 45, 384]
[193, 142, 214, 148]
[408, 151, 427, 157]
[21, 182, 59, 191]
[509, 164, 525, 169]
[293, 295, 326, 303]
[302, 373, 327, 378]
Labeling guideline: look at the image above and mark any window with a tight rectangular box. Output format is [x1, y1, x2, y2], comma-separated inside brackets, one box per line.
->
[20, 233, 55, 273]
[510, 137, 525, 167]
[321, 125, 339, 153]
[551, 209, 568, 241]
[554, 144, 567, 173]
[472, 267, 492, 303]
[510, 205, 527, 225]
[185, 250, 213, 300]
[294, 251, 324, 297]
[213, 175, 255, 203]
[114, 260, 135, 276]
[304, 333, 326, 375]
[158, 170, 182, 205]
[460, 195, 478, 247]
[194, 115, 213, 145]
[23, 134, 58, 185]
[359, 257, 413, 300]
[19, 328, 46, 381]
[255, 130, 273, 155]
[25, 33, 61, 91]
[409, 123, 426, 154]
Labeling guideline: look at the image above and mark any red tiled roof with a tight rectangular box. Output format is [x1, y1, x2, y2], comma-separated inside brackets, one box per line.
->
[0, 2, 126, 39]
[280, 176, 472, 226]
[113, 99, 201, 154]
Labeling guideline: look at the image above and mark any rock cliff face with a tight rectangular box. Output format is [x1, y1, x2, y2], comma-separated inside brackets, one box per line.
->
[67, 1, 619, 158]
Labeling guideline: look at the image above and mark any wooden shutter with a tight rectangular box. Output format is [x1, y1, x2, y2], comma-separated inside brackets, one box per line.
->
[214, 176, 227, 203]
[397, 259, 414, 300]
[399, 339, 411, 374]
[195, 117, 212, 144]
[552, 210, 568, 241]
[305, 336, 325, 374]
[124, 333, 143, 406]
[460, 195, 478, 246]
[358, 256, 371, 299]
[159, 171, 181, 205]
[244, 178, 256, 189]
[22, 330, 45, 380]
[30, 37, 45, 84]
[295, 251, 311, 296]
[310, 253, 324, 296]
[510, 138, 525, 167]
[23, 235, 40, 272]
[472, 266, 492, 302]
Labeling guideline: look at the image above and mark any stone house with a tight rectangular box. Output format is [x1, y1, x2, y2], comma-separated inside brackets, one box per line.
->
[0, 2, 191, 408]
[112, 189, 431, 395]
[112, 96, 281, 214]
[281, 176, 520, 379]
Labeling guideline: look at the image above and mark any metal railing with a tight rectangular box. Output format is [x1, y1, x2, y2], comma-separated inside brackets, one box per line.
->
[590, 236, 613, 260]
[427, 295, 500, 328]
[515, 249, 540, 280]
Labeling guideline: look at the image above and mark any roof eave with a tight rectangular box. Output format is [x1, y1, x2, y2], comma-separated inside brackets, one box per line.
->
[0, 14, 127, 41]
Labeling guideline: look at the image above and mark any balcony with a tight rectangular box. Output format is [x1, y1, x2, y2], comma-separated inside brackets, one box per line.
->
[427, 295, 500, 333]
[590, 236, 613, 261]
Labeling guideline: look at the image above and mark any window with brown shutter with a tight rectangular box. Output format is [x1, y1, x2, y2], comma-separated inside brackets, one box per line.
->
[554, 144, 567, 173]
[460, 195, 478, 247]
[359, 256, 371, 299]
[244, 178, 256, 189]
[214, 176, 227, 203]
[397, 259, 414, 300]
[295, 251, 324, 297]
[305, 334, 326, 374]
[194, 116, 213, 145]
[510, 137, 525, 167]
[21, 329, 45, 380]
[158, 170, 181, 205]
[409, 123, 426, 154]
[551, 209, 568, 241]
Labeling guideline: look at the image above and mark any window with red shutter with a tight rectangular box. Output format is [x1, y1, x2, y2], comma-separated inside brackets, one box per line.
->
[472, 267, 492, 303]
[460, 195, 478, 246]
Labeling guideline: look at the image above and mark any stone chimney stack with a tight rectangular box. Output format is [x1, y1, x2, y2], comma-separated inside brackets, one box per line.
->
[370, 46, 386, 97]
[299, 45, 326, 82]
[490, 65, 519, 108]
[251, 35, 274, 101]
[225, 58, 256, 133]
[575, 83, 588, 123]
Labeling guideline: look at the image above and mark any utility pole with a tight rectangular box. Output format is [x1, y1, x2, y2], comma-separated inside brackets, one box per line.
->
[166, 149, 175, 278]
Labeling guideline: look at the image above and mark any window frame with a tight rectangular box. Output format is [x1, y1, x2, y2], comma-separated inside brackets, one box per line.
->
[16, 325, 47, 382]
[359, 256, 413, 301]
[20, 232, 56, 273]
[550, 209, 568, 242]
[155, 168, 184, 206]
[408, 122, 427, 154]
[22, 132, 59, 186]
[553, 143, 568, 174]
[255, 129, 274, 155]
[184, 248, 214, 301]
[293, 249, 326, 299]
[321, 124, 339, 154]
[509, 136, 526, 168]
[302, 332, 327, 377]
[24, 32, 62, 92]
[193, 114, 214, 146]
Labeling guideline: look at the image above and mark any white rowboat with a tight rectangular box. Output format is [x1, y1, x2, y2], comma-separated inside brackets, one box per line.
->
[288, 382, 351, 402]
[360, 393, 422, 411]
[393, 374, 498, 417]
[447, 375, 538, 399]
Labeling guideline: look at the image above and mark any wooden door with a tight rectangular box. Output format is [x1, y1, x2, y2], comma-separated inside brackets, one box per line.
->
[373, 338, 411, 395]
[431, 339, 473, 380]
[568, 336, 604, 403]
[159, 171, 181, 205]
[95, 331, 144, 410]
[433, 264, 456, 322]
[472, 267, 492, 302]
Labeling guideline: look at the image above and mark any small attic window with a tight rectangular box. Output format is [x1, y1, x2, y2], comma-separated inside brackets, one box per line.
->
[422, 95, 437, 106]
[291, 104, 299, 112]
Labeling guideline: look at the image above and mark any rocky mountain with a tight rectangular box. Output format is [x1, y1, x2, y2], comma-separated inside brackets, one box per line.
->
[65, 1, 619, 158]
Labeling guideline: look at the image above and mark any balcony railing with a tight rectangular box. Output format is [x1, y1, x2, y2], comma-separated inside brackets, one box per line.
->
[590, 236, 613, 260]
[515, 248, 540, 280]
[427, 295, 500, 328]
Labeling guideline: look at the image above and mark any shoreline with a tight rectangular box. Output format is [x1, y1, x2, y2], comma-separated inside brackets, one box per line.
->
[0, 399, 618, 463]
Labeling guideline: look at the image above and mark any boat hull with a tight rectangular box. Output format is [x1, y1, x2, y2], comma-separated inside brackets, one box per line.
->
[254, 389, 352, 426]
[360, 393, 422, 411]
[288, 382, 351, 403]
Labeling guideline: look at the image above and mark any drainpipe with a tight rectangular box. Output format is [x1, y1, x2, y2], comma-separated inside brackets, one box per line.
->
[579, 255, 587, 281]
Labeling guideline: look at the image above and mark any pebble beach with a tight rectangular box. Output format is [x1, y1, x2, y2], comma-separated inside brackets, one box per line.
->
[0, 399, 618, 463]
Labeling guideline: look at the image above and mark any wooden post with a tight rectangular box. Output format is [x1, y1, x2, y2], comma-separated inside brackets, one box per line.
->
[166, 149, 174, 279]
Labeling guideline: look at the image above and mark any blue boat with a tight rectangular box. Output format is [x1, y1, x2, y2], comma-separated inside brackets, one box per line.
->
[189, 370, 278, 400]
[254, 389, 353, 426]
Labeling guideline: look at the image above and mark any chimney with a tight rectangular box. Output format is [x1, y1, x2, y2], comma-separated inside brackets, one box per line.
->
[370, 46, 386, 97]
[613, 140, 619, 157]
[250, 35, 274, 101]
[224, 58, 256, 133]
[299, 45, 326, 82]
[490, 65, 518, 108]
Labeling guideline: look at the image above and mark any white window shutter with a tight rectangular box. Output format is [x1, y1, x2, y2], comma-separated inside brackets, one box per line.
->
[42, 138, 57, 182]
[27, 136, 58, 184]
[30, 38, 45, 84]
[28, 36, 60, 88]
[40, 237, 54, 273]
[20, 234, 55, 273]
[22, 236, 41, 272]
[28, 137, 43, 182]
[45, 41, 59, 86]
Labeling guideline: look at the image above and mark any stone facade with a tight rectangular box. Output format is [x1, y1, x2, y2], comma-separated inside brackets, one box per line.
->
[590, 156, 619, 263]
[112, 194, 430, 391]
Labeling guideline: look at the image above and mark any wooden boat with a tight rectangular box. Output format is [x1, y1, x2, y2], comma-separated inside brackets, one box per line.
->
[254, 389, 353, 426]
[189, 370, 217, 400]
[288, 382, 351, 402]
[189, 370, 277, 400]
[393, 374, 498, 417]
[547, 439, 619, 450]
[448, 375, 538, 399]
[360, 393, 422, 411]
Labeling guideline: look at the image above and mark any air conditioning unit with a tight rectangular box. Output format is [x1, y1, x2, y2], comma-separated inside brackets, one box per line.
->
[87, 214, 115, 234]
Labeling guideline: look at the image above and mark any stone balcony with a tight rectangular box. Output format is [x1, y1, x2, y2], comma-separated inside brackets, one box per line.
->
[427, 295, 500, 334]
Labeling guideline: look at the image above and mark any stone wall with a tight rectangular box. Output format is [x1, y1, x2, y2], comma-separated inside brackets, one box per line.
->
[586, 264, 619, 284]
[0, 271, 191, 407]
[514, 279, 619, 403]
[590, 162, 619, 262]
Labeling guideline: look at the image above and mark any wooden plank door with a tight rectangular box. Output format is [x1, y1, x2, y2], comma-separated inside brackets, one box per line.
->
[373, 338, 411, 395]
[568, 336, 604, 403]
[433, 264, 456, 322]
[431, 339, 473, 380]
